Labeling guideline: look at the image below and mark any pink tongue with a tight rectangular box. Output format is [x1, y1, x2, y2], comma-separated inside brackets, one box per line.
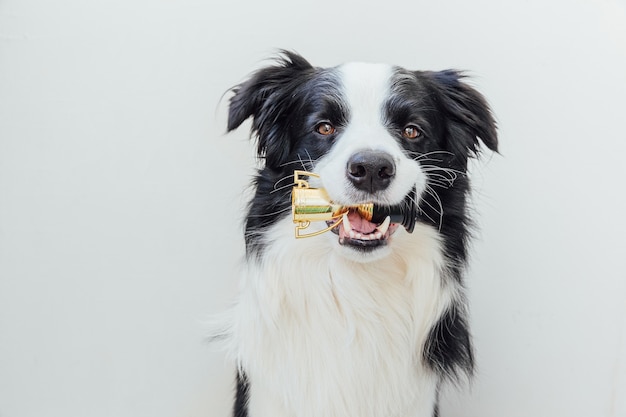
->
[347, 211, 377, 234]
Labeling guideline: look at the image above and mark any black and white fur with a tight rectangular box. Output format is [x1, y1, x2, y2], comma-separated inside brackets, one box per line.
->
[214, 51, 498, 417]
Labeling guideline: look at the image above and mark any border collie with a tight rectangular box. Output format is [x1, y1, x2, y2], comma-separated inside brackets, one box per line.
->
[214, 51, 498, 417]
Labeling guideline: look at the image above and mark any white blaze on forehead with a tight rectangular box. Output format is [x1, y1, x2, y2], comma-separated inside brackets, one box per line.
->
[338, 62, 393, 129]
[314, 61, 424, 206]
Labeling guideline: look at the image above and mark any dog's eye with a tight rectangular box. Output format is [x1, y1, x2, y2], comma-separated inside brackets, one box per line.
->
[315, 122, 336, 136]
[402, 125, 423, 140]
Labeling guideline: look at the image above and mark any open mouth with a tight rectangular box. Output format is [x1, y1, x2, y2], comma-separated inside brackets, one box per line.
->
[328, 209, 400, 250]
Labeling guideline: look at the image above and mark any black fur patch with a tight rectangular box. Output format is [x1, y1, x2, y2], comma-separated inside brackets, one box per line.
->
[423, 304, 475, 381]
[233, 371, 250, 417]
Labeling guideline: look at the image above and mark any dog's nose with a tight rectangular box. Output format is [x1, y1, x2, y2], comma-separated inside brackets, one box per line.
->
[346, 150, 395, 193]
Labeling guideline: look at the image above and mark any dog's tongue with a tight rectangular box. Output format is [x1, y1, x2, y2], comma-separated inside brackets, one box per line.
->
[347, 211, 377, 233]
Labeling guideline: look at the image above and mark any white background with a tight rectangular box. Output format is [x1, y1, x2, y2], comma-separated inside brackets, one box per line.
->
[1, 0, 625, 416]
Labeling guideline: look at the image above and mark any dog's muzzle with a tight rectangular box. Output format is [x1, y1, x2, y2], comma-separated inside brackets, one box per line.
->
[291, 171, 417, 241]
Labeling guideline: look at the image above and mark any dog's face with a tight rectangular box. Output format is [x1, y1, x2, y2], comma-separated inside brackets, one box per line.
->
[228, 52, 497, 260]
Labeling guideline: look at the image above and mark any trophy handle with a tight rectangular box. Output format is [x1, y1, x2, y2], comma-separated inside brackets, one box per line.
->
[294, 170, 319, 189]
[295, 216, 344, 239]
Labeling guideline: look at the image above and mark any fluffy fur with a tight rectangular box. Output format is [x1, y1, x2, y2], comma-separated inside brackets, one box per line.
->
[214, 51, 498, 417]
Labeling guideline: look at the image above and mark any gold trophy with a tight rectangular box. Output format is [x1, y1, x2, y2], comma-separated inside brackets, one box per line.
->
[291, 170, 417, 238]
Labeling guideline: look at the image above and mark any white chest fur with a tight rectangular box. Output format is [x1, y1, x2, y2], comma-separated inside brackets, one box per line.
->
[220, 217, 457, 417]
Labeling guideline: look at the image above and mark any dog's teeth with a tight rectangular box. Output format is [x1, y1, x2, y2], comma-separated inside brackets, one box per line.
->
[349, 230, 357, 239]
[377, 216, 391, 235]
[375, 232, 383, 240]
[342, 212, 352, 233]
[355, 232, 362, 239]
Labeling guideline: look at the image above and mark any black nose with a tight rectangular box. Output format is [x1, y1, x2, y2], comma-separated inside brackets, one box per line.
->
[346, 150, 396, 193]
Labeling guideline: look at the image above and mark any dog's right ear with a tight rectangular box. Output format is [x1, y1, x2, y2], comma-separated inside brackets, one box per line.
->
[227, 51, 314, 169]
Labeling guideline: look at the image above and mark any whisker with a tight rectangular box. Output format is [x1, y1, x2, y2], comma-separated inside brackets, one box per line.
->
[425, 174, 456, 188]
[418, 150, 455, 158]
[420, 165, 465, 189]
[415, 202, 438, 226]
[278, 159, 311, 168]
[277, 152, 319, 172]
[420, 187, 443, 216]
[404, 150, 455, 162]
[425, 185, 444, 227]
[426, 171, 457, 181]
[418, 186, 444, 231]
[270, 182, 296, 194]
[271, 174, 296, 193]
[402, 153, 443, 165]
[421, 166, 464, 176]
[304, 149, 316, 171]
[246, 205, 292, 218]
[297, 153, 307, 171]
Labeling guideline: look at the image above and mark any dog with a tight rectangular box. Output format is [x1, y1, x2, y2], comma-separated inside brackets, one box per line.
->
[214, 51, 498, 417]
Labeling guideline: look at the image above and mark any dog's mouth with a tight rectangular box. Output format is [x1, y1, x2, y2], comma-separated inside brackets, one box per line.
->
[328, 209, 400, 250]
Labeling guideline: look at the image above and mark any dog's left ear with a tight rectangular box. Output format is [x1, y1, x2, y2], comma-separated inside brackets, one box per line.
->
[428, 70, 498, 158]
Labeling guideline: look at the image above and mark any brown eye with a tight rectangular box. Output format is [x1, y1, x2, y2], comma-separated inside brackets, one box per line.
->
[402, 125, 423, 140]
[316, 122, 336, 136]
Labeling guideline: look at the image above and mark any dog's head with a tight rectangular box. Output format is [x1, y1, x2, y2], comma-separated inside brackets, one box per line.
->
[227, 51, 497, 260]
